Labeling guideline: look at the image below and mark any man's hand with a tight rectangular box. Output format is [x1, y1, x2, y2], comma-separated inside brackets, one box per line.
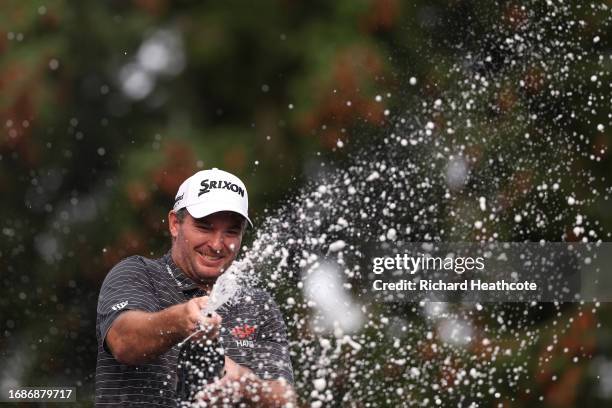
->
[181, 296, 222, 341]
[194, 357, 255, 406]
[222, 355, 257, 382]
[196, 357, 296, 407]
[106, 296, 222, 365]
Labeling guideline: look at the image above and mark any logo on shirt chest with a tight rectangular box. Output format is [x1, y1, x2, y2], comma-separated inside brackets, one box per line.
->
[231, 324, 257, 348]
[111, 301, 128, 311]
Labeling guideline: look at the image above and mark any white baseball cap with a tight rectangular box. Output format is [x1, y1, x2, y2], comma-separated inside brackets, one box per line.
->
[173, 168, 252, 227]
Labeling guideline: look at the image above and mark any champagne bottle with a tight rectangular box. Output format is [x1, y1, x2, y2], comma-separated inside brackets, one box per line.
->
[176, 336, 225, 404]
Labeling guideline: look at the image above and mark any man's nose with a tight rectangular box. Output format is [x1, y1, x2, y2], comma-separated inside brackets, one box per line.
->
[209, 233, 224, 252]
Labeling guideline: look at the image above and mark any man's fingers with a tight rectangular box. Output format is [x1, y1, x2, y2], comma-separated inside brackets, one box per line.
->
[223, 356, 256, 381]
[194, 296, 209, 309]
[200, 312, 221, 334]
[203, 312, 221, 326]
[224, 356, 238, 375]
[197, 376, 242, 405]
[185, 297, 207, 317]
[181, 297, 221, 338]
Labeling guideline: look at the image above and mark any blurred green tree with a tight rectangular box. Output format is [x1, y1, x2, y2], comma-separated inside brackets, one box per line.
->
[0, 0, 610, 406]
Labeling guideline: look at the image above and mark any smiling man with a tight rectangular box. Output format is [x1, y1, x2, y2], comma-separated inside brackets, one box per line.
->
[95, 168, 295, 407]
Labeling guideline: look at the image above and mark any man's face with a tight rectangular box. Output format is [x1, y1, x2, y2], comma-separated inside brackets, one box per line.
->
[169, 210, 245, 285]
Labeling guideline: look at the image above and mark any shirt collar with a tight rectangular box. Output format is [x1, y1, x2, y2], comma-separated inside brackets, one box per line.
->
[162, 251, 205, 293]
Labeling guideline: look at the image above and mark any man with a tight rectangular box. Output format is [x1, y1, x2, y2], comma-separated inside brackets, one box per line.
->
[95, 168, 295, 407]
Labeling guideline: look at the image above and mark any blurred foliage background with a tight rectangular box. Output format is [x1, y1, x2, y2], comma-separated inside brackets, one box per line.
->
[0, 0, 611, 406]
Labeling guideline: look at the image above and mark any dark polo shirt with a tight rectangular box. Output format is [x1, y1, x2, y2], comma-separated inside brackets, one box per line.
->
[95, 252, 294, 407]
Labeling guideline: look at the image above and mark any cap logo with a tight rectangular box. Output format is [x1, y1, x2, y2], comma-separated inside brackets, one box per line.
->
[174, 193, 184, 204]
[199, 179, 245, 197]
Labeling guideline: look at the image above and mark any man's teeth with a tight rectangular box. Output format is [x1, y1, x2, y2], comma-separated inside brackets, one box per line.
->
[200, 253, 222, 261]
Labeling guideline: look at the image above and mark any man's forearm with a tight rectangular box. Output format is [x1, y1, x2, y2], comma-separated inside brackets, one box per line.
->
[245, 378, 296, 407]
[198, 378, 295, 408]
[106, 305, 187, 364]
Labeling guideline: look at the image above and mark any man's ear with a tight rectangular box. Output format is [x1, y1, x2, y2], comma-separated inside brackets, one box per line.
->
[168, 211, 179, 239]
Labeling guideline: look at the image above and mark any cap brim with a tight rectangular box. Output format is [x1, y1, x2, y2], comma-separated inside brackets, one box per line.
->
[185, 201, 253, 227]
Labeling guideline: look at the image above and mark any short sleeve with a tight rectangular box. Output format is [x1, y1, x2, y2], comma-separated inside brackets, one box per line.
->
[251, 295, 294, 384]
[96, 256, 158, 352]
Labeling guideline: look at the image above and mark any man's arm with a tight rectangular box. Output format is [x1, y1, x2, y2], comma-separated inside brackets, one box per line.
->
[106, 296, 221, 365]
[197, 357, 296, 407]
[241, 374, 296, 406]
